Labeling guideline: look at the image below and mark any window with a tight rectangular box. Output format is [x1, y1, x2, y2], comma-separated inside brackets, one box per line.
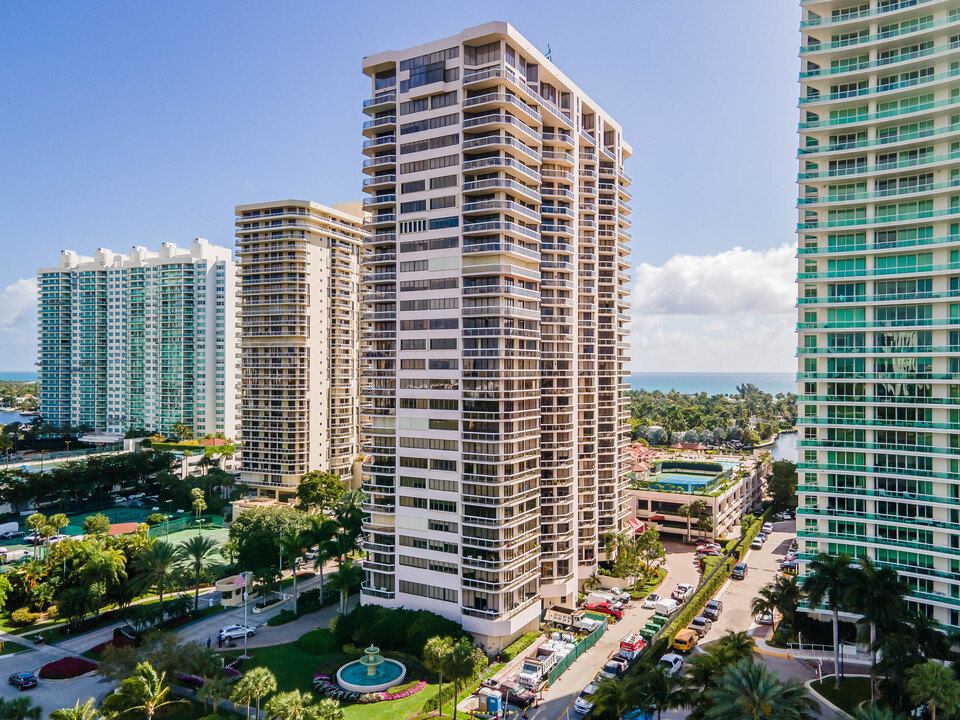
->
[429, 359, 459, 370]
[400, 200, 426, 214]
[400, 154, 459, 174]
[429, 499, 457, 513]
[431, 196, 456, 210]
[399, 133, 460, 155]
[401, 180, 426, 193]
[399, 476, 426, 489]
[429, 520, 457, 533]
[399, 98, 428, 115]
[400, 339, 426, 350]
[430, 175, 457, 190]
[399, 580, 457, 603]
[431, 338, 458, 350]
[465, 41, 499, 66]
[429, 419, 458, 431]
[400, 237, 459, 253]
[400, 359, 426, 369]
[400, 112, 459, 135]
[399, 495, 428, 509]
[399, 219, 427, 234]
[400, 298, 459, 311]
[399, 260, 428, 273]
[432, 91, 458, 109]
[430, 216, 459, 230]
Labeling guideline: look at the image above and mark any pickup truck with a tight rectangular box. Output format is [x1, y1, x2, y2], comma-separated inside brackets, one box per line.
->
[480, 679, 535, 708]
[584, 602, 624, 619]
[516, 645, 558, 689]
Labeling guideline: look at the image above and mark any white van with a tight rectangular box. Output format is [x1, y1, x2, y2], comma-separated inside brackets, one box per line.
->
[654, 598, 679, 616]
[585, 592, 618, 606]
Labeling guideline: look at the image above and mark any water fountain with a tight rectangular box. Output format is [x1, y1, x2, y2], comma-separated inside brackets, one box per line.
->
[336, 645, 406, 693]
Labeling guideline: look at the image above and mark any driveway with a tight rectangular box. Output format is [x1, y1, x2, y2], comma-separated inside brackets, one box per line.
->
[0, 638, 110, 715]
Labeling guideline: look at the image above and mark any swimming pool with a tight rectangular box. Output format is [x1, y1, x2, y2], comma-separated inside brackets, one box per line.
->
[647, 472, 716, 492]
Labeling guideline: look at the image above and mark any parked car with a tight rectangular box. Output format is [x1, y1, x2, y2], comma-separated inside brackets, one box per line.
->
[129, 499, 145, 507]
[657, 653, 684, 676]
[697, 548, 721, 557]
[22, 534, 44, 546]
[671, 583, 695, 602]
[584, 602, 623, 619]
[756, 611, 774, 625]
[654, 598, 680, 616]
[703, 599, 723, 620]
[574, 682, 600, 714]
[673, 629, 699, 653]
[8, 672, 37, 690]
[750, 538, 763, 550]
[732, 562, 748, 579]
[218, 625, 257, 640]
[688, 616, 713, 637]
[761, 523, 774, 534]
[641, 593, 661, 610]
[598, 658, 628, 680]
[757, 532, 767, 542]
[0, 530, 24, 540]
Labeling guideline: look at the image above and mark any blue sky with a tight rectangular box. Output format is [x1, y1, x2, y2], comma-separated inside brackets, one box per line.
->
[0, 0, 801, 373]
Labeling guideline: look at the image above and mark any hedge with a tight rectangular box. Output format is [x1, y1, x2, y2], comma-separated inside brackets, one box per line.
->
[657, 460, 723, 474]
[501, 631, 540, 662]
[148, 442, 235, 456]
[661, 557, 736, 647]
[333, 605, 471, 656]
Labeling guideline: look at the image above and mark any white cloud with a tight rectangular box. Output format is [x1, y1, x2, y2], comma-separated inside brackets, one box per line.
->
[0, 278, 37, 370]
[632, 244, 796, 317]
[628, 246, 796, 373]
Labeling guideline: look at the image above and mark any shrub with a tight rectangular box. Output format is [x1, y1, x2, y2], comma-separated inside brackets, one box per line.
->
[267, 610, 298, 627]
[333, 605, 471, 657]
[145, 513, 166, 526]
[87, 636, 135, 658]
[501, 631, 540, 662]
[39, 656, 97, 679]
[10, 607, 39, 626]
[297, 628, 336, 655]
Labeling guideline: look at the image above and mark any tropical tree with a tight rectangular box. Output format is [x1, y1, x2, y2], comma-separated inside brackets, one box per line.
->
[327, 560, 363, 614]
[689, 499, 709, 539]
[176, 535, 221, 610]
[314, 699, 343, 720]
[49, 512, 69, 536]
[57, 585, 99, 627]
[101, 661, 182, 720]
[442, 639, 485, 720]
[642, 664, 684, 720]
[849, 707, 907, 720]
[907, 661, 960, 720]
[752, 575, 801, 633]
[677, 504, 692, 542]
[199, 675, 233, 716]
[24, 513, 45, 558]
[0, 697, 41, 720]
[846, 557, 909, 703]
[702, 659, 817, 720]
[279, 528, 307, 614]
[423, 636, 454, 710]
[166, 594, 193, 619]
[137, 540, 178, 617]
[48, 699, 100, 720]
[696, 515, 714, 541]
[264, 690, 318, 720]
[306, 516, 337, 596]
[715, 630, 757, 662]
[296, 471, 345, 514]
[82, 512, 112, 536]
[171, 421, 192, 442]
[232, 667, 278, 720]
[190, 487, 207, 524]
[77, 544, 127, 618]
[802, 552, 854, 683]
[591, 676, 649, 720]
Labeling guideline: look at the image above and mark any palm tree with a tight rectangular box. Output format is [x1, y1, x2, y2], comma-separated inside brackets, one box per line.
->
[907, 661, 960, 720]
[326, 560, 363, 614]
[423, 636, 454, 709]
[306, 515, 337, 595]
[176, 535, 221, 610]
[752, 575, 801, 634]
[137, 540, 178, 617]
[850, 707, 908, 720]
[49, 512, 69, 536]
[199, 676, 233, 717]
[642, 664, 684, 720]
[703, 659, 817, 720]
[689, 499, 708, 540]
[314, 699, 342, 720]
[78, 544, 127, 618]
[48, 699, 100, 720]
[442, 639, 483, 720]
[592, 676, 648, 720]
[233, 667, 277, 720]
[105, 661, 181, 720]
[264, 690, 317, 720]
[279, 528, 306, 614]
[802, 552, 854, 684]
[846, 557, 908, 703]
[24, 513, 45, 558]
[715, 630, 756, 662]
[677, 504, 692, 542]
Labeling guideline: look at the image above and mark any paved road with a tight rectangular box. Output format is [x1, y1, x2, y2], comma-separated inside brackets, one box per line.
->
[488, 541, 701, 720]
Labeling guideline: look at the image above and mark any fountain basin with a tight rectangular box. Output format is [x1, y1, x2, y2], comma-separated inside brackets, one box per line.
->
[336, 658, 406, 693]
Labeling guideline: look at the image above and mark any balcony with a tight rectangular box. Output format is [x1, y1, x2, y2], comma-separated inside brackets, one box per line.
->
[362, 92, 397, 114]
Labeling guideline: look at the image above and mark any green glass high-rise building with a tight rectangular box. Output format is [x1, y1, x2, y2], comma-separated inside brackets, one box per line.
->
[37, 239, 237, 439]
[797, 0, 960, 630]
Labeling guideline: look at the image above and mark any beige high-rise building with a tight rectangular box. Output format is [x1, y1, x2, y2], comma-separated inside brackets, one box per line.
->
[359, 22, 632, 650]
[236, 200, 366, 499]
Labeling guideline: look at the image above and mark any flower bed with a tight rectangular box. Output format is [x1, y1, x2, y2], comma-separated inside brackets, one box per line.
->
[39, 656, 97, 679]
[88, 635, 135, 656]
[178, 673, 205, 689]
[311, 670, 427, 704]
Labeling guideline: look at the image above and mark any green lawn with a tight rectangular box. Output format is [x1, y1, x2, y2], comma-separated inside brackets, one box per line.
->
[0, 639, 27, 655]
[220, 630, 438, 720]
[811, 676, 871, 715]
[156, 698, 243, 720]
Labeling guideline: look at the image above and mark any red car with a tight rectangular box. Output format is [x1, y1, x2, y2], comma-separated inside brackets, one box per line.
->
[584, 602, 624, 619]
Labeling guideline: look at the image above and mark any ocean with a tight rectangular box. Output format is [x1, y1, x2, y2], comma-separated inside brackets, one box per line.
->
[0, 371, 37, 382]
[629, 372, 796, 396]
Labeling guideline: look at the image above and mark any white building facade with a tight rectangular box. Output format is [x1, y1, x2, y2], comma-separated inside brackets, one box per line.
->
[37, 239, 237, 439]
[359, 22, 633, 651]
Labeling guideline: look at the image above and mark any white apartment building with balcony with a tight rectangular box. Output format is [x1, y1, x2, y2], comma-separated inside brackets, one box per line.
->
[359, 22, 633, 650]
[37, 239, 237, 439]
[236, 200, 366, 498]
[797, 0, 960, 630]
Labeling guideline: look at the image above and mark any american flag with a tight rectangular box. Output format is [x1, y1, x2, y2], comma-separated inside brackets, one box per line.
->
[233, 575, 246, 587]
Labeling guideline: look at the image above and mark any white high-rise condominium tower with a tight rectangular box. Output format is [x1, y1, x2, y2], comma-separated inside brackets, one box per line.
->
[37, 239, 237, 439]
[359, 22, 633, 650]
[236, 200, 366, 499]
[797, 0, 960, 630]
